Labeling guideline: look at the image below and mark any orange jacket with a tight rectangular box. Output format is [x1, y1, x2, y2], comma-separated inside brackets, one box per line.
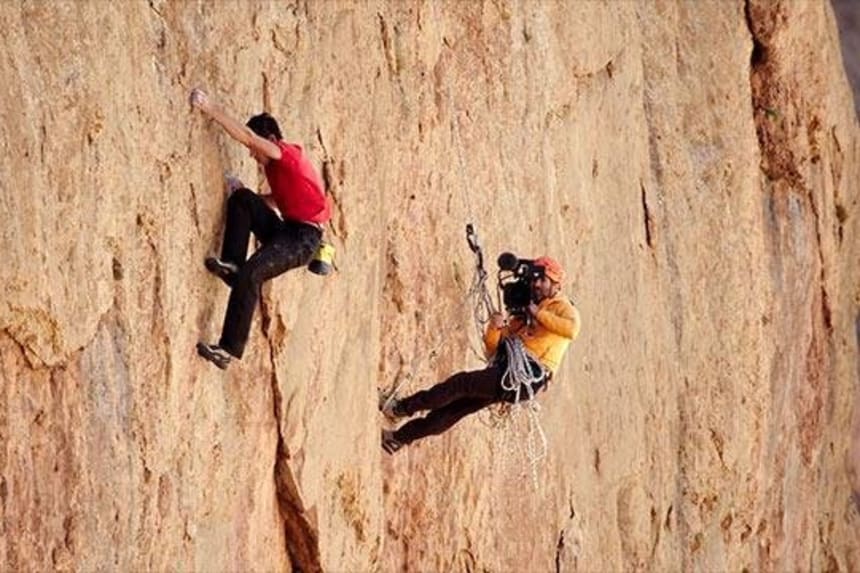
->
[483, 293, 580, 374]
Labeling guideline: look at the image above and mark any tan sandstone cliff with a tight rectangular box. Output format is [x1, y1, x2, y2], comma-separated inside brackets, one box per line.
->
[1, 1, 858, 571]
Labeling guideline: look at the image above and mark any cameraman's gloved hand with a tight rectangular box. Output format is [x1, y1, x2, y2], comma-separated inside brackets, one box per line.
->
[489, 312, 506, 329]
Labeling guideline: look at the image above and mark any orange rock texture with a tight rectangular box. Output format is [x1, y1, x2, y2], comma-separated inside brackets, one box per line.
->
[0, 1, 858, 571]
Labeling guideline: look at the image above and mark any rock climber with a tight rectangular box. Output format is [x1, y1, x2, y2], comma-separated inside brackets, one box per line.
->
[381, 256, 580, 453]
[190, 87, 330, 370]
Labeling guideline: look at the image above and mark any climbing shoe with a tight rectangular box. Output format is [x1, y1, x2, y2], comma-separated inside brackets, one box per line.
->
[381, 429, 403, 455]
[196, 342, 232, 370]
[224, 173, 245, 194]
[205, 257, 238, 287]
[378, 390, 406, 422]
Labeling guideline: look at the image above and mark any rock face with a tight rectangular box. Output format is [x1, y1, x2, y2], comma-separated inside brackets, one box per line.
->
[1, 1, 858, 571]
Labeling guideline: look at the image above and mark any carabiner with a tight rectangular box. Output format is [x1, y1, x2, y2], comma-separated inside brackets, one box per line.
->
[466, 224, 480, 254]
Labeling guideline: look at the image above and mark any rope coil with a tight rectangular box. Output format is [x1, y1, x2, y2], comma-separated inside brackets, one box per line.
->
[498, 337, 545, 401]
[495, 337, 549, 488]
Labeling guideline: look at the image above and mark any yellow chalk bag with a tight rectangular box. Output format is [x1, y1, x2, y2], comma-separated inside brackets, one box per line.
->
[308, 242, 335, 276]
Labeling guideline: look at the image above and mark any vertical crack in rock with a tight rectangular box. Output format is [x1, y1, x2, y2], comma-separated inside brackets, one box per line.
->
[262, 71, 272, 112]
[377, 12, 397, 78]
[314, 127, 346, 240]
[315, 128, 333, 194]
[744, 3, 835, 343]
[744, 2, 829, 363]
[745, 0, 802, 186]
[808, 192, 834, 335]
[554, 528, 565, 573]
[746, 0, 835, 531]
[554, 500, 577, 573]
[261, 301, 321, 573]
[640, 180, 654, 249]
[187, 182, 201, 236]
[746, 0, 834, 353]
[638, 27, 684, 346]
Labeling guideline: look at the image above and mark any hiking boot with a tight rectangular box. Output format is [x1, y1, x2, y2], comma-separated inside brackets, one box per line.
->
[205, 257, 238, 287]
[196, 342, 232, 370]
[381, 429, 403, 455]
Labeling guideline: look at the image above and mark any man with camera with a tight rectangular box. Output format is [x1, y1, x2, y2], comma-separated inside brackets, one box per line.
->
[381, 255, 581, 454]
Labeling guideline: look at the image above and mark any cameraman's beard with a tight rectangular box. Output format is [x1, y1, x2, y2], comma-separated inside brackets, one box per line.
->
[531, 287, 545, 304]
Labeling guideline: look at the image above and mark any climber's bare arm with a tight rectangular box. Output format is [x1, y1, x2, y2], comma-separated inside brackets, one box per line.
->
[190, 88, 281, 160]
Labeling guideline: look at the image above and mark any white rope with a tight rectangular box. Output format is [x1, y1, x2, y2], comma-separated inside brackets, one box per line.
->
[380, 253, 490, 410]
[384, 87, 549, 487]
[449, 99, 496, 357]
[449, 99, 476, 221]
[450, 135, 555, 487]
[499, 337, 545, 401]
[495, 337, 550, 489]
[464, 227, 497, 361]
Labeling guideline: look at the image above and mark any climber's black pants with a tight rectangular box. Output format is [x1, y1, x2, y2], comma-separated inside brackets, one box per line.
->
[393, 362, 547, 445]
[218, 189, 321, 358]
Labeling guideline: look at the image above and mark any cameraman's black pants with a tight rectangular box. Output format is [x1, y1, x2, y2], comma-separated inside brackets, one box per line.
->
[392, 363, 547, 445]
[218, 189, 321, 359]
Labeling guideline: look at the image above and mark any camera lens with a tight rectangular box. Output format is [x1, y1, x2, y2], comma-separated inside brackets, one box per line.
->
[497, 252, 519, 271]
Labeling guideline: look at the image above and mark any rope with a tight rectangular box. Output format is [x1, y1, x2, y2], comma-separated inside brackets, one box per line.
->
[450, 100, 476, 221]
[447, 90, 501, 359]
[450, 110, 551, 487]
[380, 224, 494, 410]
[498, 337, 545, 402]
[493, 337, 550, 489]
[382, 87, 550, 488]
[464, 224, 498, 359]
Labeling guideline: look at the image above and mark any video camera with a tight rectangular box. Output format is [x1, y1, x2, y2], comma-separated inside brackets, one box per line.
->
[496, 252, 544, 316]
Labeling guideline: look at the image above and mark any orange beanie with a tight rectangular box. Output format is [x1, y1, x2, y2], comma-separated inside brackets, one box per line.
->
[534, 256, 565, 283]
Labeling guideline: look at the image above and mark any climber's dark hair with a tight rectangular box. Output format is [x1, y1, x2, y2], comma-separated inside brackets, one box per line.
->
[246, 113, 283, 141]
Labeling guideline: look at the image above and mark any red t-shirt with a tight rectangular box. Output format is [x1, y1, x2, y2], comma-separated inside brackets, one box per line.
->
[265, 141, 331, 224]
